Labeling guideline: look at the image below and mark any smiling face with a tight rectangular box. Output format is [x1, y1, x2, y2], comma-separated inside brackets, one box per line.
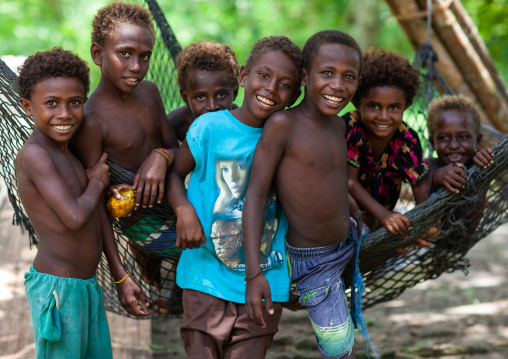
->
[431, 109, 480, 165]
[94, 23, 154, 94]
[302, 43, 360, 118]
[358, 86, 407, 142]
[219, 160, 249, 200]
[181, 70, 237, 119]
[239, 50, 299, 127]
[20, 77, 86, 145]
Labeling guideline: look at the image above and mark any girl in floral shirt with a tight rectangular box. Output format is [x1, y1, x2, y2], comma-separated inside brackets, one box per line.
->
[345, 49, 430, 234]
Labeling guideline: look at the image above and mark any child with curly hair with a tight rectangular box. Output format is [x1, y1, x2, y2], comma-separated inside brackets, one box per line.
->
[16, 48, 148, 359]
[426, 94, 494, 193]
[70, 1, 179, 291]
[345, 49, 430, 235]
[168, 40, 240, 141]
[167, 36, 302, 358]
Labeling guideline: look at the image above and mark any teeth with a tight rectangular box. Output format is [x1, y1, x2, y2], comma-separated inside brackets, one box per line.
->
[323, 95, 343, 104]
[256, 95, 275, 106]
[126, 78, 138, 82]
[53, 125, 71, 131]
[376, 124, 390, 128]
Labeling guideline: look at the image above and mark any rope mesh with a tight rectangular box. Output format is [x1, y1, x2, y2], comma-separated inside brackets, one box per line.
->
[0, 0, 506, 319]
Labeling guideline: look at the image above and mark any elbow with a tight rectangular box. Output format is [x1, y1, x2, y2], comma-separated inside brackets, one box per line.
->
[65, 214, 87, 231]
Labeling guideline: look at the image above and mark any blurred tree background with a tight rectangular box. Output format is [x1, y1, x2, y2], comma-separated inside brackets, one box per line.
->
[1, 0, 507, 109]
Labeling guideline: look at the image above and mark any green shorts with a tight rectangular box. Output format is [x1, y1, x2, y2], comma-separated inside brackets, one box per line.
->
[24, 266, 112, 359]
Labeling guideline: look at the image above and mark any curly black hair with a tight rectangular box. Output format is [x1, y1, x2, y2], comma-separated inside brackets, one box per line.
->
[427, 94, 481, 141]
[17, 47, 90, 100]
[177, 41, 240, 93]
[245, 36, 302, 85]
[91, 1, 155, 48]
[352, 48, 420, 108]
[302, 30, 362, 73]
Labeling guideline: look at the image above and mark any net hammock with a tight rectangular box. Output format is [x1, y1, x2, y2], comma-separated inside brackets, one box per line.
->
[0, 0, 506, 319]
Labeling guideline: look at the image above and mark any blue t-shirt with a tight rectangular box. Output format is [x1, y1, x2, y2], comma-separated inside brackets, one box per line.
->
[176, 110, 290, 303]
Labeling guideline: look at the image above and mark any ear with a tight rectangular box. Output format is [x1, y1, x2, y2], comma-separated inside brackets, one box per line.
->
[239, 65, 248, 88]
[287, 87, 302, 108]
[19, 98, 33, 117]
[301, 68, 308, 87]
[179, 88, 190, 107]
[91, 42, 103, 66]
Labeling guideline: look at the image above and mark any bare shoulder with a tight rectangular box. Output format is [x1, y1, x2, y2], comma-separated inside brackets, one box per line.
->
[16, 141, 54, 177]
[139, 80, 161, 97]
[167, 106, 192, 125]
[265, 109, 295, 131]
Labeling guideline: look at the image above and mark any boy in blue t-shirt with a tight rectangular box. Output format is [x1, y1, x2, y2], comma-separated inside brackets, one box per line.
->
[167, 36, 302, 358]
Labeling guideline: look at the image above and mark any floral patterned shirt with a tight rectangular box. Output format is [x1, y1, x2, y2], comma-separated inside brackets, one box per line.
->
[344, 111, 429, 210]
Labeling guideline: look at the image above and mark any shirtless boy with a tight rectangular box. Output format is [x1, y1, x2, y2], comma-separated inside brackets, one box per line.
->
[167, 40, 240, 142]
[243, 30, 363, 358]
[70, 2, 179, 289]
[16, 48, 147, 359]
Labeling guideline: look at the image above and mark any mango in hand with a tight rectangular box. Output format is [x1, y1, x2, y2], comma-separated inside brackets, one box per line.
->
[106, 189, 136, 218]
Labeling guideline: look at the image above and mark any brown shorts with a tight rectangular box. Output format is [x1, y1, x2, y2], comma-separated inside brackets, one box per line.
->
[180, 289, 283, 359]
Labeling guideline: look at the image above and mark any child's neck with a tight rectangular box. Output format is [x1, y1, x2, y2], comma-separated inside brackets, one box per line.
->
[32, 130, 69, 152]
[230, 103, 266, 128]
[298, 96, 335, 124]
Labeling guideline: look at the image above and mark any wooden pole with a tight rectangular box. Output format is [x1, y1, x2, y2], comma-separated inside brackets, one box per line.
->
[385, 0, 508, 132]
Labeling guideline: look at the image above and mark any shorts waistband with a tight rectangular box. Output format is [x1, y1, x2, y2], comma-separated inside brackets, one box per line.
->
[285, 231, 352, 259]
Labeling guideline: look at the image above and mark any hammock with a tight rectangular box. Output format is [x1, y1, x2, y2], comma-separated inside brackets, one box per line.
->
[0, 0, 506, 319]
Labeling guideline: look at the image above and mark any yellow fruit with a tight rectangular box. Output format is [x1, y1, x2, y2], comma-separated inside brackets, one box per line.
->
[106, 189, 136, 218]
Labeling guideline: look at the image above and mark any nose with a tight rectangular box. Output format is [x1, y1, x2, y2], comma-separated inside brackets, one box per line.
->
[449, 136, 459, 149]
[128, 57, 141, 73]
[56, 104, 72, 120]
[379, 108, 389, 120]
[266, 78, 277, 94]
[329, 76, 345, 91]
[206, 98, 220, 112]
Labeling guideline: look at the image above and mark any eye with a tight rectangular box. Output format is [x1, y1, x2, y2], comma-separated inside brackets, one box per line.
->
[390, 105, 399, 111]
[120, 51, 130, 57]
[459, 134, 471, 140]
[71, 100, 81, 105]
[140, 54, 150, 61]
[280, 81, 290, 89]
[259, 72, 268, 79]
[436, 135, 449, 142]
[217, 92, 227, 99]
[321, 71, 332, 76]
[46, 100, 57, 106]
[345, 74, 355, 80]
[370, 104, 379, 110]
[196, 95, 205, 101]
[221, 167, 229, 173]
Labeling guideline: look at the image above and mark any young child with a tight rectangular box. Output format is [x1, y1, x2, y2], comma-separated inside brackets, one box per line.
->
[345, 49, 430, 235]
[16, 48, 148, 359]
[166, 36, 302, 358]
[70, 1, 179, 290]
[426, 94, 494, 193]
[167, 40, 240, 142]
[243, 30, 363, 359]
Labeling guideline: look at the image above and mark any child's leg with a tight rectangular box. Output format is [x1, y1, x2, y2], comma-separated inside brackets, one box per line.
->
[223, 302, 282, 359]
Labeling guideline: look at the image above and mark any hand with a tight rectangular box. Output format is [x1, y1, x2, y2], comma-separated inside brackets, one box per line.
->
[133, 151, 167, 208]
[473, 147, 494, 169]
[175, 205, 206, 250]
[106, 183, 134, 199]
[245, 274, 273, 328]
[433, 164, 467, 193]
[115, 275, 149, 317]
[380, 211, 411, 234]
[86, 152, 110, 190]
[396, 220, 440, 255]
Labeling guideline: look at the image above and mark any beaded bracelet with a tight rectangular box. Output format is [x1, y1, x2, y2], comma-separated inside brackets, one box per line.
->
[244, 269, 263, 282]
[115, 273, 130, 284]
[152, 148, 175, 167]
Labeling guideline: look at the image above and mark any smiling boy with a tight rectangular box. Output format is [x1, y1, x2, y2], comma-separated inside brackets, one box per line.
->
[243, 30, 363, 358]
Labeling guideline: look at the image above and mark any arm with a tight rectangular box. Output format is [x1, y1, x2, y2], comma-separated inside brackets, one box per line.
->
[70, 114, 106, 169]
[411, 176, 430, 205]
[133, 83, 180, 208]
[243, 114, 290, 327]
[100, 204, 149, 316]
[347, 165, 410, 234]
[166, 140, 206, 250]
[21, 147, 109, 230]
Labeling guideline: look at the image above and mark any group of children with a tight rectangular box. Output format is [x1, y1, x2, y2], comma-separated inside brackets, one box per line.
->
[14, 1, 495, 358]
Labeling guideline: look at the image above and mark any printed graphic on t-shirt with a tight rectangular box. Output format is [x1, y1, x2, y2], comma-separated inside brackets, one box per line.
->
[210, 159, 283, 271]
